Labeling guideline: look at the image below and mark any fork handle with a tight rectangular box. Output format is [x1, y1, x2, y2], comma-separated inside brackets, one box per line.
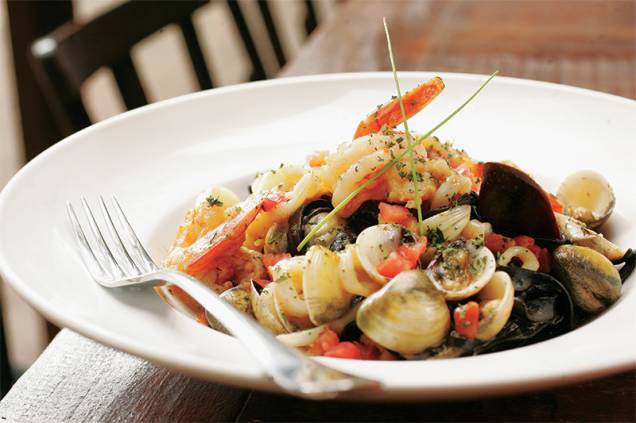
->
[155, 269, 375, 398]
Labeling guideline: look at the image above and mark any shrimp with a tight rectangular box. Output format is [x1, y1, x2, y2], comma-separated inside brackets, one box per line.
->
[353, 77, 444, 140]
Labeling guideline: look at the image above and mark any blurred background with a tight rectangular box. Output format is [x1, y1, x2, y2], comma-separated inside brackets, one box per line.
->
[1, 0, 634, 397]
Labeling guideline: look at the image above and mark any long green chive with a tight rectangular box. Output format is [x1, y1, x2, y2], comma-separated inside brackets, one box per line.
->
[297, 70, 499, 252]
[383, 17, 423, 235]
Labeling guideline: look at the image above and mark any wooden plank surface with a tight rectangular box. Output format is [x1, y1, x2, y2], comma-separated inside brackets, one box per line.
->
[2, 0, 636, 421]
[281, 0, 636, 99]
[0, 330, 247, 422]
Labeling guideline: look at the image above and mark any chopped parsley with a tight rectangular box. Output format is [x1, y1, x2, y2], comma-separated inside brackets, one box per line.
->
[205, 196, 223, 207]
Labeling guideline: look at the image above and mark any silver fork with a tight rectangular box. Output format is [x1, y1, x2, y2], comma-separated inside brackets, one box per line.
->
[66, 196, 381, 400]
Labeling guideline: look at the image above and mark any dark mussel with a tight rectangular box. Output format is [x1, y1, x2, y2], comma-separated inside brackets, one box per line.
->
[477, 162, 560, 239]
[346, 200, 381, 235]
[287, 196, 354, 254]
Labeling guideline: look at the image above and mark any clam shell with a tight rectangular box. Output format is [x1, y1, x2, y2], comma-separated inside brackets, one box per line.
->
[426, 240, 496, 301]
[476, 271, 514, 341]
[250, 282, 288, 334]
[339, 245, 383, 297]
[355, 224, 402, 284]
[303, 246, 352, 325]
[356, 270, 450, 355]
[555, 213, 625, 261]
[557, 170, 615, 229]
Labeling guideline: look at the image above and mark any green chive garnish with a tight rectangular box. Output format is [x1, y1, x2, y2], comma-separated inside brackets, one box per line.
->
[383, 17, 424, 235]
[296, 72, 498, 251]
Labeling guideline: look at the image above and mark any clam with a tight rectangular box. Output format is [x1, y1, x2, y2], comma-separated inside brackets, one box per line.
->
[205, 285, 252, 334]
[421, 205, 471, 243]
[552, 245, 621, 314]
[338, 245, 383, 297]
[271, 256, 313, 332]
[250, 281, 288, 334]
[557, 170, 615, 229]
[303, 246, 352, 325]
[356, 270, 450, 355]
[475, 271, 514, 341]
[355, 224, 402, 284]
[426, 239, 496, 301]
[555, 213, 625, 262]
[477, 162, 560, 239]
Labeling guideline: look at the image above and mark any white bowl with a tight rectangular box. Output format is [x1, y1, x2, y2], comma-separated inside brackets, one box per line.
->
[0, 73, 634, 400]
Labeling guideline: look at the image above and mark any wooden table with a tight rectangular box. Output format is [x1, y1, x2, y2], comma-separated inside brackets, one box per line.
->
[2, 0, 635, 421]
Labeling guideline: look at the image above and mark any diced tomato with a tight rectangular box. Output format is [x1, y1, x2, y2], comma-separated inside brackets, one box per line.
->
[356, 341, 380, 360]
[472, 162, 485, 178]
[485, 233, 515, 254]
[377, 238, 428, 278]
[454, 301, 480, 339]
[378, 202, 415, 227]
[528, 244, 541, 258]
[262, 191, 287, 211]
[377, 252, 413, 278]
[548, 194, 564, 214]
[513, 235, 535, 248]
[397, 238, 428, 263]
[262, 252, 291, 268]
[254, 279, 272, 288]
[324, 342, 362, 360]
[538, 248, 551, 273]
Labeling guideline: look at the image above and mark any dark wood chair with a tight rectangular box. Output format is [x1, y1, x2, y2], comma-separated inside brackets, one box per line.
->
[30, 0, 318, 138]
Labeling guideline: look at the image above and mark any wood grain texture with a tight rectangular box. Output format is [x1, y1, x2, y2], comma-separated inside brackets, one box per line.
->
[2, 0, 635, 421]
[237, 371, 636, 422]
[0, 330, 247, 422]
[281, 0, 636, 99]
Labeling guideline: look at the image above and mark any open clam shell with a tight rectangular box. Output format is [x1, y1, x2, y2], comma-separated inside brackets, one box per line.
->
[303, 246, 352, 325]
[555, 213, 625, 261]
[557, 170, 615, 229]
[356, 270, 450, 355]
[475, 271, 514, 341]
[355, 224, 402, 285]
[426, 239, 496, 301]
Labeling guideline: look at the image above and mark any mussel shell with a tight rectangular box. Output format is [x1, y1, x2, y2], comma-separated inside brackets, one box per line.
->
[552, 245, 621, 314]
[477, 162, 560, 239]
[287, 196, 354, 255]
[356, 270, 450, 355]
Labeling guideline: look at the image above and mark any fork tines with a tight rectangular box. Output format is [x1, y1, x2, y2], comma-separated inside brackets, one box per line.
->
[67, 196, 157, 284]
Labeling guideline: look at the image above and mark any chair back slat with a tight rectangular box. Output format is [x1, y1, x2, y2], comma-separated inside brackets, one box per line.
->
[258, 0, 286, 68]
[111, 54, 148, 110]
[304, 0, 318, 35]
[178, 18, 214, 90]
[226, 0, 267, 81]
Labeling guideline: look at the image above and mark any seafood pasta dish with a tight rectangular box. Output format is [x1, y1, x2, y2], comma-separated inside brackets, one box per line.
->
[161, 77, 634, 361]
